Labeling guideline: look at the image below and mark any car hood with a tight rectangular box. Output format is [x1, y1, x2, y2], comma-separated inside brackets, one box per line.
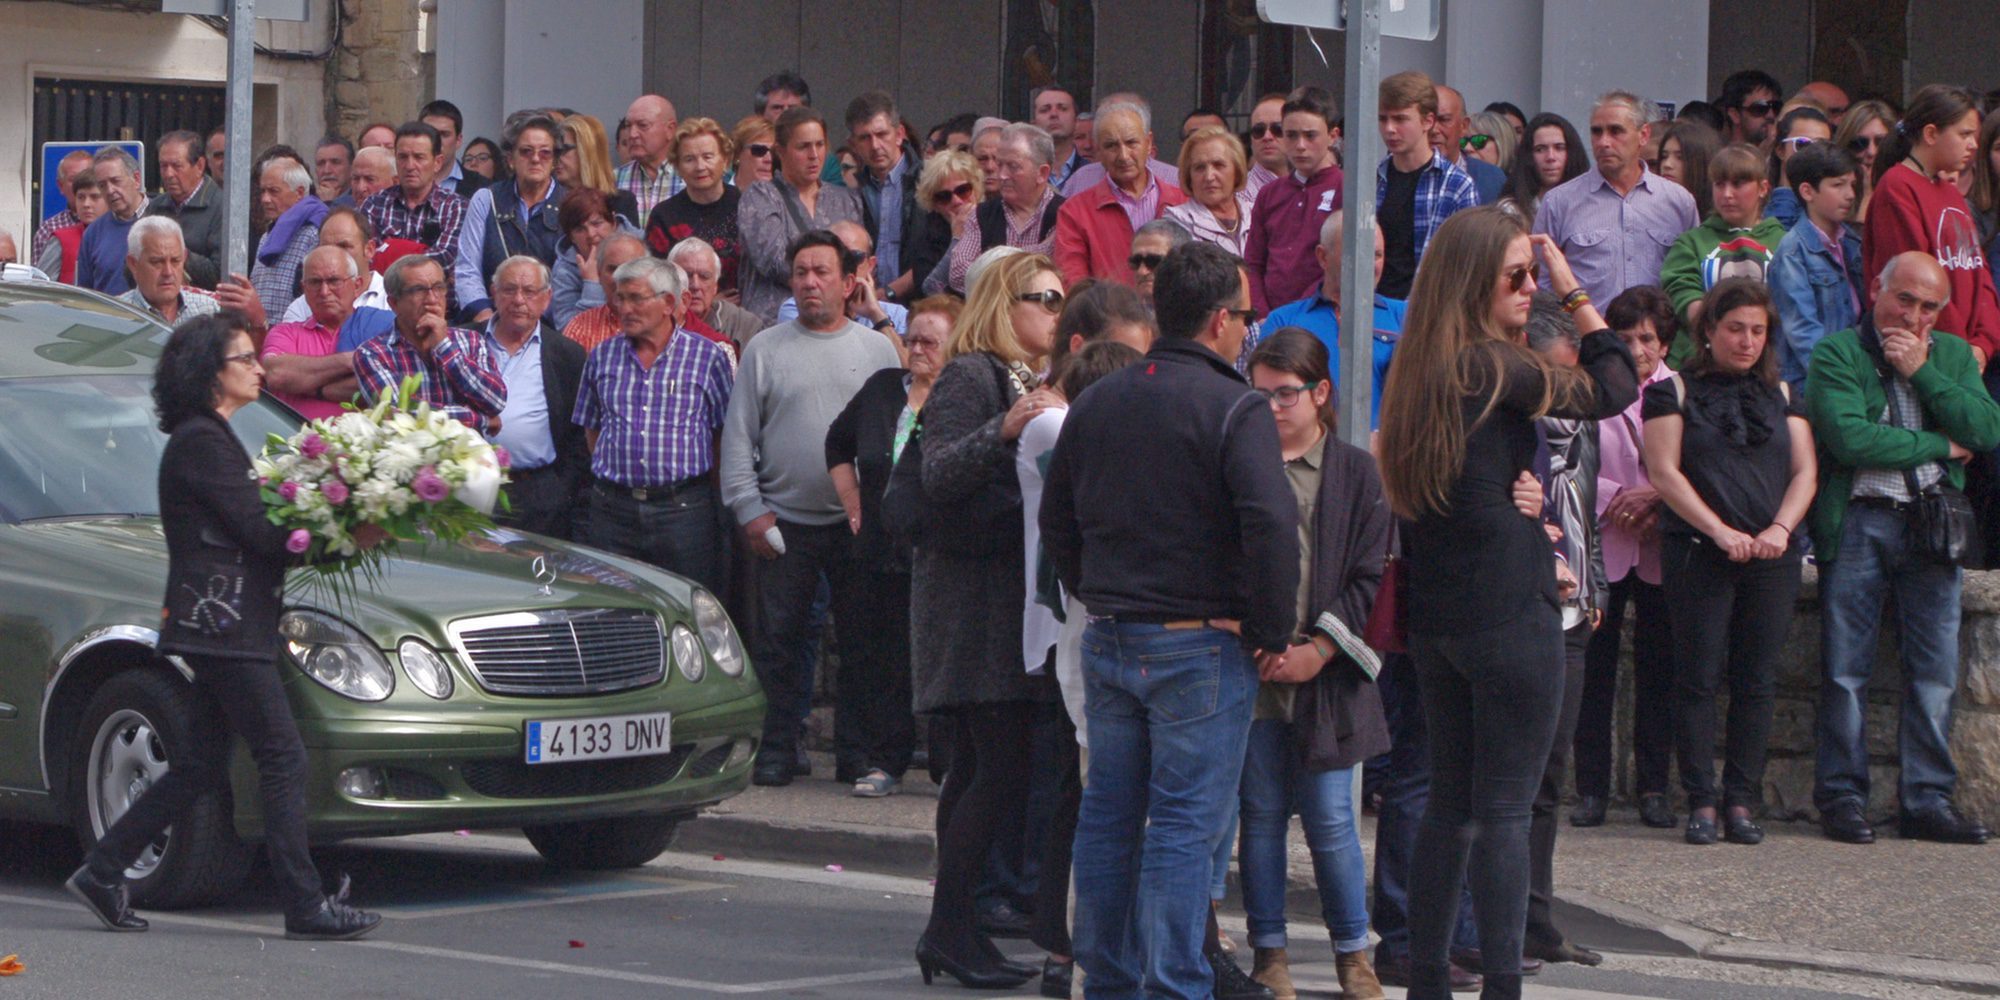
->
[11, 518, 698, 644]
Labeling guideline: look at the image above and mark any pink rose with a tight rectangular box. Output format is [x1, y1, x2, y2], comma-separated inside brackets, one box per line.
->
[321, 480, 349, 505]
[412, 467, 450, 503]
[286, 529, 312, 554]
[299, 433, 328, 459]
[493, 445, 512, 469]
[278, 481, 299, 502]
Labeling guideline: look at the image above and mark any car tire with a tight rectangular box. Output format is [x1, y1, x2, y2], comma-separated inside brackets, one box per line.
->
[523, 814, 680, 870]
[68, 670, 253, 909]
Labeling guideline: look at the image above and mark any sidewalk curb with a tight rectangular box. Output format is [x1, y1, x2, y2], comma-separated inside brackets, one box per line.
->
[679, 809, 2000, 993]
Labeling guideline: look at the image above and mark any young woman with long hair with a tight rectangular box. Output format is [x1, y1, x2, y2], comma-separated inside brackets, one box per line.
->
[1833, 99, 1896, 224]
[1375, 205, 1637, 1000]
[1497, 113, 1587, 227]
[1862, 84, 2000, 364]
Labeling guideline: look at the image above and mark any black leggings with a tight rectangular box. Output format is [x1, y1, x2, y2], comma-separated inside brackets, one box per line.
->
[926, 701, 1036, 952]
[1575, 575, 1674, 798]
[1030, 700, 1081, 958]
[87, 655, 325, 920]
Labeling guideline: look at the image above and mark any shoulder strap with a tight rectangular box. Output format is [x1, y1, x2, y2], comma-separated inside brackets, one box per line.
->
[1669, 372, 1685, 409]
[772, 177, 814, 235]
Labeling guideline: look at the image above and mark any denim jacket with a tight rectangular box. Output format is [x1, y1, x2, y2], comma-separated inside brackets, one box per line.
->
[1770, 217, 1863, 391]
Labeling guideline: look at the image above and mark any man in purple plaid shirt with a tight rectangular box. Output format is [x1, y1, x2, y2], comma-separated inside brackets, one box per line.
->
[571, 256, 733, 590]
[355, 255, 506, 430]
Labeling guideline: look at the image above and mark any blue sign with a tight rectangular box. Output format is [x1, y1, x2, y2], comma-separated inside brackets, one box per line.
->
[39, 141, 145, 224]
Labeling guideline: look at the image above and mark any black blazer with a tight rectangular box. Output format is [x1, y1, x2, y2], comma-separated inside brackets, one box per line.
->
[824, 366, 912, 570]
[535, 323, 591, 499]
[157, 410, 294, 660]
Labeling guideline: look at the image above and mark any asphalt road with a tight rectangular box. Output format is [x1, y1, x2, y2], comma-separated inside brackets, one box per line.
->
[0, 822, 1961, 999]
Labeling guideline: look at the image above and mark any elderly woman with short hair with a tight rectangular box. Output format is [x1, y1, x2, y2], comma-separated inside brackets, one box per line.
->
[646, 117, 744, 299]
[911, 150, 986, 297]
[1164, 125, 1257, 256]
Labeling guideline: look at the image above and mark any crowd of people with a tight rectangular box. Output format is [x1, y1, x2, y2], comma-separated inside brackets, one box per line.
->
[25, 62, 2000, 1000]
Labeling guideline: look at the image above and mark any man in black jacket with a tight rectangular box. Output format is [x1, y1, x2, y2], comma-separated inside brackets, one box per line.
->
[148, 130, 225, 289]
[1042, 241, 1298, 999]
[846, 90, 925, 299]
[482, 255, 588, 538]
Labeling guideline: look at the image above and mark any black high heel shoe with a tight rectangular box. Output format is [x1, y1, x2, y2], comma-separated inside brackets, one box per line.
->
[974, 929, 1037, 979]
[916, 935, 1035, 990]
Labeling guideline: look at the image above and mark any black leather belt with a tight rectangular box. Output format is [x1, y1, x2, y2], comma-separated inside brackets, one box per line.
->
[595, 477, 705, 502]
[1852, 495, 1914, 513]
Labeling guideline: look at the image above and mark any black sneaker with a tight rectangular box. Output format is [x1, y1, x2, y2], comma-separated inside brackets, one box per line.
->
[285, 897, 382, 941]
[1211, 947, 1276, 1000]
[64, 866, 147, 932]
[1820, 800, 1876, 844]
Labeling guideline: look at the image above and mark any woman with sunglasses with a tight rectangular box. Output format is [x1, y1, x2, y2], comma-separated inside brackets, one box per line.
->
[1464, 112, 1517, 172]
[1643, 279, 1814, 848]
[730, 116, 776, 187]
[1862, 85, 2000, 362]
[453, 115, 568, 325]
[1164, 125, 1258, 257]
[1376, 206, 1635, 999]
[737, 106, 866, 323]
[908, 253, 1066, 989]
[1499, 113, 1588, 228]
[1233, 326, 1392, 1000]
[645, 118, 744, 300]
[1832, 100, 1895, 224]
[1765, 107, 1833, 230]
[908, 150, 985, 299]
[555, 114, 641, 227]
[68, 312, 387, 942]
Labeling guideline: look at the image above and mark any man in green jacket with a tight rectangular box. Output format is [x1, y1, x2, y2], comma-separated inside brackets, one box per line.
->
[1804, 251, 2000, 847]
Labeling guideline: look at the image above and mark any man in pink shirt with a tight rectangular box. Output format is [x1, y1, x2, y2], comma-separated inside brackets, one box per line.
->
[262, 246, 365, 419]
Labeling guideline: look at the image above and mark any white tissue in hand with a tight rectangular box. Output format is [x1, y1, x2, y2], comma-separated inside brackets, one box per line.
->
[764, 525, 786, 555]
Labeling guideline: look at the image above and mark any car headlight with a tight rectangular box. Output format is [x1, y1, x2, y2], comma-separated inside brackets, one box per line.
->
[398, 638, 454, 699]
[692, 589, 745, 677]
[280, 610, 394, 701]
[670, 624, 704, 682]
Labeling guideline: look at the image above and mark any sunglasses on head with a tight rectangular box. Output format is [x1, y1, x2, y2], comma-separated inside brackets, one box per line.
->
[1460, 133, 1494, 151]
[930, 182, 976, 207]
[1128, 252, 1166, 272]
[1018, 289, 1065, 312]
[1249, 122, 1281, 139]
[1742, 100, 1783, 117]
[1505, 262, 1540, 293]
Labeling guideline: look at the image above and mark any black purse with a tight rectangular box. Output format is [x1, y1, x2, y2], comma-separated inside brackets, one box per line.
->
[163, 557, 248, 638]
[1880, 364, 1982, 566]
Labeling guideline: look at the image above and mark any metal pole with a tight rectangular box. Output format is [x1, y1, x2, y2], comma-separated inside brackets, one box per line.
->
[1337, 0, 1382, 449]
[222, 0, 257, 279]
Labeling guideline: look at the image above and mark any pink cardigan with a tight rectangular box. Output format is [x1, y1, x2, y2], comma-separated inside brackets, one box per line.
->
[1596, 366, 1672, 585]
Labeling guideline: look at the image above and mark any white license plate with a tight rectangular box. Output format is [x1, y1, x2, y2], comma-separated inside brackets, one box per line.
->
[524, 712, 672, 764]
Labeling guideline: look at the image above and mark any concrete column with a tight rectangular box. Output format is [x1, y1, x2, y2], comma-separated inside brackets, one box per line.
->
[1541, 0, 1708, 129]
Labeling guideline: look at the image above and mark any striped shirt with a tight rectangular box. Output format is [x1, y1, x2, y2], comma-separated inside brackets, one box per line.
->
[572, 327, 734, 486]
[615, 160, 684, 218]
[354, 325, 507, 428]
[361, 186, 469, 271]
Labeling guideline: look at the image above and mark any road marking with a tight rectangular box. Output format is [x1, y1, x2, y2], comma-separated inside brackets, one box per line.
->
[0, 891, 917, 994]
[374, 877, 727, 919]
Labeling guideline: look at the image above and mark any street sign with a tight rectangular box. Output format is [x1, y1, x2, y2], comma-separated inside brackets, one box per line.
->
[161, 0, 308, 19]
[38, 141, 145, 223]
[1256, 0, 1440, 41]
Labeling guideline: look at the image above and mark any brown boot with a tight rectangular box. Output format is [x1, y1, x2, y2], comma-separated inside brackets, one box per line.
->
[1250, 947, 1296, 1000]
[1336, 948, 1385, 1000]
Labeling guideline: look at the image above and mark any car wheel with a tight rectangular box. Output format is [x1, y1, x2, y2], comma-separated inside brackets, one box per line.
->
[68, 670, 253, 909]
[523, 814, 681, 870]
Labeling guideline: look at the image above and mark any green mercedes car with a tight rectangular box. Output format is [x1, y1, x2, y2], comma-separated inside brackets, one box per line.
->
[0, 273, 765, 908]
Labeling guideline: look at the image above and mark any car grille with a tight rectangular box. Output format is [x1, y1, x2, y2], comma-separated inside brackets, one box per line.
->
[685, 742, 733, 779]
[446, 609, 666, 696]
[460, 745, 696, 799]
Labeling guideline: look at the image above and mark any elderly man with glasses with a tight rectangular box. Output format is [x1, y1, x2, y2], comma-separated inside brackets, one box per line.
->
[479, 254, 589, 538]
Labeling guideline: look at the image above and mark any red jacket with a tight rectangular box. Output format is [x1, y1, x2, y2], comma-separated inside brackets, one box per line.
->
[51, 224, 85, 285]
[1244, 163, 1344, 315]
[1053, 175, 1187, 287]
[1862, 162, 2000, 357]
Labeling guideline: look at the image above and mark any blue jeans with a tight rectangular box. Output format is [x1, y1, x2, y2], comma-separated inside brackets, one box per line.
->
[1372, 653, 1477, 966]
[1815, 504, 1964, 814]
[1239, 719, 1370, 953]
[1074, 620, 1256, 1000]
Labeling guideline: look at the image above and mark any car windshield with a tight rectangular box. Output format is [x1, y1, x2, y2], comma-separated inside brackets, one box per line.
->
[0, 375, 301, 523]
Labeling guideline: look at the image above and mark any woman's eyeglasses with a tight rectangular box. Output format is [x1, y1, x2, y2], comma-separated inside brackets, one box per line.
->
[1505, 263, 1540, 293]
[223, 351, 260, 367]
[1847, 135, 1882, 154]
[1018, 289, 1065, 313]
[930, 182, 976, 207]
[747, 143, 774, 158]
[1460, 134, 1494, 152]
[1255, 380, 1321, 408]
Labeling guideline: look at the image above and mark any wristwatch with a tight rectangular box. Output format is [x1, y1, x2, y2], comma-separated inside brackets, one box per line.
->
[872, 316, 897, 333]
